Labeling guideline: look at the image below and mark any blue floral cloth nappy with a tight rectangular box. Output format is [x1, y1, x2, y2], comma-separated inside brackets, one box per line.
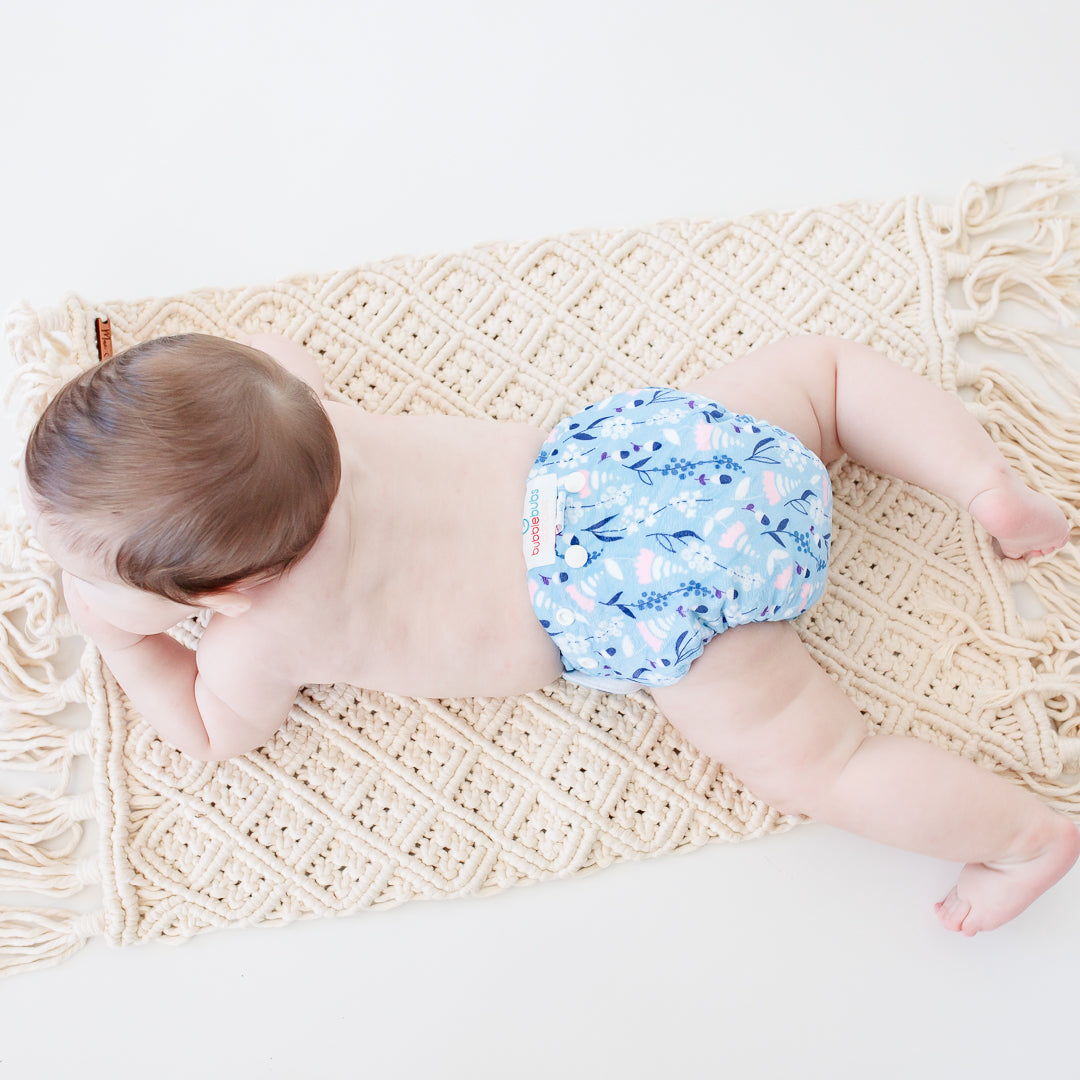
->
[522, 387, 832, 693]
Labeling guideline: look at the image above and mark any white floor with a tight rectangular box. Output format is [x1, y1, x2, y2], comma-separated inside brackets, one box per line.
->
[2, 3, 1079, 1077]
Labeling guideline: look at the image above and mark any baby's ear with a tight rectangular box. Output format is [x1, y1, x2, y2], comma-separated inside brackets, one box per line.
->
[196, 588, 253, 618]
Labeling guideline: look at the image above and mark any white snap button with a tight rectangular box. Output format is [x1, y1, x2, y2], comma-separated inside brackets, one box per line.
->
[564, 545, 588, 569]
[556, 608, 576, 626]
[562, 472, 586, 493]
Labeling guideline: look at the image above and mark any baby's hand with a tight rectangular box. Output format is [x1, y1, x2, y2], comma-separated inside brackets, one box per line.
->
[62, 571, 145, 652]
[238, 332, 326, 397]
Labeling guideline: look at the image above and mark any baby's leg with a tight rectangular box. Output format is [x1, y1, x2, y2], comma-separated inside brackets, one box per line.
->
[652, 622, 1080, 934]
[686, 336, 1069, 558]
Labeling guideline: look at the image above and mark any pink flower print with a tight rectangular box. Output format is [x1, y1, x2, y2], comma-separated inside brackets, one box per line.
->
[637, 621, 664, 651]
[762, 471, 781, 506]
[695, 421, 712, 452]
[774, 564, 793, 590]
[635, 548, 655, 584]
[566, 584, 595, 612]
[717, 521, 746, 548]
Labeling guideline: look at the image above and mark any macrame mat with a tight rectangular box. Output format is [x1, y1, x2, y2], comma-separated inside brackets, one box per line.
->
[3, 161, 1080, 976]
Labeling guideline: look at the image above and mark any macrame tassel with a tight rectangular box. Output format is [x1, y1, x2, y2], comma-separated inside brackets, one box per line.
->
[0, 828, 97, 894]
[2, 300, 87, 442]
[0, 715, 91, 776]
[1013, 553, 1080, 641]
[0, 510, 87, 717]
[942, 159, 1080, 811]
[942, 158, 1080, 401]
[0, 908, 104, 977]
[940, 158, 1080, 248]
[0, 790, 95, 846]
[0, 731, 97, 901]
[960, 218, 1079, 323]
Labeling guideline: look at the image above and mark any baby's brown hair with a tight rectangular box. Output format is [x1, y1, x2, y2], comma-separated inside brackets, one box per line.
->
[23, 334, 341, 603]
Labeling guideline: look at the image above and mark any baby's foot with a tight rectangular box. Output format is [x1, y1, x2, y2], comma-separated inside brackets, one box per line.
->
[967, 479, 1070, 559]
[935, 816, 1080, 935]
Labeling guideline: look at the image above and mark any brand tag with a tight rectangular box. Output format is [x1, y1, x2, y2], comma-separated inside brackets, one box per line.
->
[95, 317, 113, 361]
[523, 473, 558, 568]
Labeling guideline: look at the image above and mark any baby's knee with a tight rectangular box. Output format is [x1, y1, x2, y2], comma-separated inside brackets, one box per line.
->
[740, 723, 870, 817]
[704, 679, 869, 816]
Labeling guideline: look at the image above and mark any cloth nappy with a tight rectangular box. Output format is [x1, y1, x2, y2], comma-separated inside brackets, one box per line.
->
[522, 387, 832, 693]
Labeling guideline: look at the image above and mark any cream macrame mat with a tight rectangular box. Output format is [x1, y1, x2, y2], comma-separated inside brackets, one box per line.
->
[3, 161, 1080, 975]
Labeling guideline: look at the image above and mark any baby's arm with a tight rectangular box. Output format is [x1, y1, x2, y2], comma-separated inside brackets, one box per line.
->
[240, 332, 326, 397]
[64, 574, 297, 760]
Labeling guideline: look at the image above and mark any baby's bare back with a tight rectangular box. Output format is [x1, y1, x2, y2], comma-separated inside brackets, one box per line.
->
[247, 403, 564, 697]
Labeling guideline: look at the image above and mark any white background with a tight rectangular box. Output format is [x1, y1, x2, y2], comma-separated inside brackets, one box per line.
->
[2, 2, 1079, 1077]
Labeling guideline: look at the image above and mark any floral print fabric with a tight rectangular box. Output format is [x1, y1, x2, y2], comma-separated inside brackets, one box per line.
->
[524, 387, 832, 692]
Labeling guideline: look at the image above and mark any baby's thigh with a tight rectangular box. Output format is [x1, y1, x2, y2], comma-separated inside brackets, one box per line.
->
[685, 337, 836, 461]
[650, 621, 867, 808]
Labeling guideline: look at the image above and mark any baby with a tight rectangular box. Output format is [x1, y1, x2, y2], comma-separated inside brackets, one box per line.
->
[18, 331, 1080, 936]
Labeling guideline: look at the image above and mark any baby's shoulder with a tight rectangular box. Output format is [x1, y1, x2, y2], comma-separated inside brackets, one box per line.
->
[197, 603, 291, 673]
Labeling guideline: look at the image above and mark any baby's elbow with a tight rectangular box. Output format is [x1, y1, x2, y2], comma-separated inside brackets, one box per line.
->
[191, 672, 290, 761]
[168, 730, 218, 762]
[168, 716, 258, 762]
[186, 731, 263, 763]
[185, 743, 231, 764]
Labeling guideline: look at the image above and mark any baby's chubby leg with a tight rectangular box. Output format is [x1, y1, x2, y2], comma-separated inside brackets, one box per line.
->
[652, 622, 1080, 934]
[687, 336, 1069, 558]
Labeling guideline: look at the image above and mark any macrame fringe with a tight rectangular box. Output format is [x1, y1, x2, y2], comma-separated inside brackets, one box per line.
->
[0, 907, 104, 977]
[0, 514, 83, 713]
[0, 789, 95, 846]
[1, 305, 102, 976]
[2, 300, 86, 445]
[941, 158, 1080, 810]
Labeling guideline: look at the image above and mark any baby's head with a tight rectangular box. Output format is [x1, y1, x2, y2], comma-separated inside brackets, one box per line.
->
[22, 333, 341, 604]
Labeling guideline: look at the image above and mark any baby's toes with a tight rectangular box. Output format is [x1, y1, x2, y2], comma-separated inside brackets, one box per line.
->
[935, 888, 972, 933]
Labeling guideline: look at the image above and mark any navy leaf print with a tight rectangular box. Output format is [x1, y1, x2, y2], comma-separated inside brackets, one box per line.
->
[748, 437, 781, 464]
